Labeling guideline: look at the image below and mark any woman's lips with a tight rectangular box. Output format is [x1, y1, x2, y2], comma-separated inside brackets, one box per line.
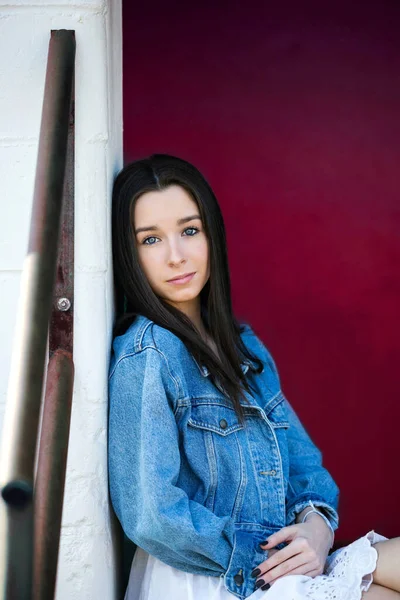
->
[167, 272, 196, 285]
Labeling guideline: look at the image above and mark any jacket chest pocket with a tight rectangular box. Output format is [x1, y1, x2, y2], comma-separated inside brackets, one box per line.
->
[188, 403, 245, 436]
[186, 402, 246, 518]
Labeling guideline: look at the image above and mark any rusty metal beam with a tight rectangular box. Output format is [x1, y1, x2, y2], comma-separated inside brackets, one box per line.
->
[33, 42, 75, 600]
[33, 351, 74, 600]
[33, 45, 75, 599]
[0, 29, 76, 600]
[48, 82, 75, 359]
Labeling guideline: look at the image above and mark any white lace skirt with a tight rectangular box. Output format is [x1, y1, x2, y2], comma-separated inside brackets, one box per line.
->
[124, 531, 388, 600]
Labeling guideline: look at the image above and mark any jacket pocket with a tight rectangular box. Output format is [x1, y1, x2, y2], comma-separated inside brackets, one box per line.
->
[186, 402, 246, 518]
[188, 403, 245, 436]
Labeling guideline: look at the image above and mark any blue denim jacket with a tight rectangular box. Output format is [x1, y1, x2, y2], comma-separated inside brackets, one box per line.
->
[108, 314, 339, 599]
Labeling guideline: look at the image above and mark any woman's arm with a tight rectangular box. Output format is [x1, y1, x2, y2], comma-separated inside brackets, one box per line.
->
[250, 331, 339, 531]
[284, 396, 339, 531]
[108, 346, 235, 576]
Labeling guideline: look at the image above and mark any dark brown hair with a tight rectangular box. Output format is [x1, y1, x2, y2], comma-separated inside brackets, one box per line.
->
[111, 153, 263, 423]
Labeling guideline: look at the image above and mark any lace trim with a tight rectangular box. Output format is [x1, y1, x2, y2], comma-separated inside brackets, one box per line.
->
[322, 530, 388, 597]
[250, 530, 388, 600]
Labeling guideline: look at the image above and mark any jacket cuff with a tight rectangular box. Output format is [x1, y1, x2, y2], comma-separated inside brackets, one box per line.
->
[286, 494, 339, 531]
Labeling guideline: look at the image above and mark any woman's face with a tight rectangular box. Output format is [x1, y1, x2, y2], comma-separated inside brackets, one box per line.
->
[133, 184, 210, 313]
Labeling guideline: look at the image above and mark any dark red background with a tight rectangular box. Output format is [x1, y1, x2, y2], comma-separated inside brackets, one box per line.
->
[123, 0, 400, 542]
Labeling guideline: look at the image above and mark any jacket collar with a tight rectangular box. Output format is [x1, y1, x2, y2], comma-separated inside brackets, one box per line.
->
[193, 357, 259, 378]
[133, 315, 260, 377]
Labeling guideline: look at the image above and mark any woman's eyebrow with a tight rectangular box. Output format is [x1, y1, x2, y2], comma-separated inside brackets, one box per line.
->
[134, 215, 201, 235]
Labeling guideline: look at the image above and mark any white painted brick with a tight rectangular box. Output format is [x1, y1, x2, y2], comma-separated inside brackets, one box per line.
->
[56, 529, 117, 600]
[0, 0, 122, 597]
[0, 272, 22, 404]
[55, 272, 116, 597]
[0, 1, 104, 6]
[0, 403, 5, 443]
[0, 127, 110, 276]
[75, 141, 108, 272]
[73, 271, 109, 397]
[0, 11, 109, 141]
[62, 444, 108, 530]
[0, 144, 35, 270]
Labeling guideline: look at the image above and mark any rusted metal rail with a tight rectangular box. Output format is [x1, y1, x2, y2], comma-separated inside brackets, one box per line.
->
[33, 37, 75, 600]
[0, 29, 76, 600]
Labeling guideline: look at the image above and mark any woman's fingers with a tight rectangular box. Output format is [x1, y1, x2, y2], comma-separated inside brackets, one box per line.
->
[255, 536, 309, 575]
[260, 526, 297, 550]
[254, 525, 329, 588]
[268, 563, 323, 586]
[269, 565, 322, 587]
[255, 552, 314, 587]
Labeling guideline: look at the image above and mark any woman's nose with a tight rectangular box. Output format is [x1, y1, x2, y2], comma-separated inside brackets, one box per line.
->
[167, 239, 186, 265]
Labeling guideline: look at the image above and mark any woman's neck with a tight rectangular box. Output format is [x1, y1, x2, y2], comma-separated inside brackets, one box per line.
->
[164, 298, 218, 359]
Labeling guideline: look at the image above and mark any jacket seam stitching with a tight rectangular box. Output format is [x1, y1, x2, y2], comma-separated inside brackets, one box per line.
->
[137, 319, 154, 350]
[204, 430, 217, 511]
[231, 432, 247, 521]
[286, 494, 338, 519]
[109, 346, 181, 401]
[188, 420, 243, 436]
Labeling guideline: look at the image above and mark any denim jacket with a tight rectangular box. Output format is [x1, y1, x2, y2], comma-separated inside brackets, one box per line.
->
[108, 314, 339, 599]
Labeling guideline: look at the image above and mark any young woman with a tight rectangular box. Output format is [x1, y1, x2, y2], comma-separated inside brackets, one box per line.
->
[108, 154, 400, 600]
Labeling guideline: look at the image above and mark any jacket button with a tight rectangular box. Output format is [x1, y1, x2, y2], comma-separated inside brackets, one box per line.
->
[219, 419, 228, 429]
[234, 572, 244, 585]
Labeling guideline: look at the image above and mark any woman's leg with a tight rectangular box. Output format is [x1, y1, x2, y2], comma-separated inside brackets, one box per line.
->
[363, 583, 400, 599]
[371, 538, 400, 593]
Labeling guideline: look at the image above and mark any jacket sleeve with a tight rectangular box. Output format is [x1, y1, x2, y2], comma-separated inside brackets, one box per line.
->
[283, 399, 340, 530]
[108, 346, 235, 576]
[251, 331, 340, 531]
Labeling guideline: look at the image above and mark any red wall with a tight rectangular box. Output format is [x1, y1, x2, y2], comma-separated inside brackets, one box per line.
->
[123, 0, 400, 542]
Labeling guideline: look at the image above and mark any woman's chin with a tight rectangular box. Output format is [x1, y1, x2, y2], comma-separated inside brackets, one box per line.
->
[168, 293, 197, 303]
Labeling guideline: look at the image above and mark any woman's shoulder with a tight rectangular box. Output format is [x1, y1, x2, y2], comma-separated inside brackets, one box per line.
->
[239, 322, 265, 351]
[108, 315, 182, 402]
[239, 322, 279, 375]
[110, 315, 276, 378]
[239, 322, 255, 339]
[110, 314, 186, 366]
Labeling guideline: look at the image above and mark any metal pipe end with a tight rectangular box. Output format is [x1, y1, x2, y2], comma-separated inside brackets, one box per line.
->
[1, 480, 33, 510]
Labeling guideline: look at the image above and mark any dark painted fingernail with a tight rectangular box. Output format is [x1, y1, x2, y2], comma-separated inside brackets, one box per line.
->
[254, 579, 265, 589]
[259, 539, 269, 547]
[261, 583, 271, 591]
[251, 568, 261, 578]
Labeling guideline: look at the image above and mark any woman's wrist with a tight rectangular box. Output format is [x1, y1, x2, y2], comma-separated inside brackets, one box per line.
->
[295, 503, 335, 549]
[295, 506, 314, 524]
[303, 511, 335, 549]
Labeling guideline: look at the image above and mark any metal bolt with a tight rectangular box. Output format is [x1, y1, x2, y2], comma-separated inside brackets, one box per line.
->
[57, 297, 71, 312]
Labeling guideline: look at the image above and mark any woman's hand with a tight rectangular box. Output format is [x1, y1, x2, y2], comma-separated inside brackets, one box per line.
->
[252, 513, 332, 590]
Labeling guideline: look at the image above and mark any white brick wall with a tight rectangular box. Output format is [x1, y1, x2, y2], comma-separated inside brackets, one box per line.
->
[0, 1, 122, 598]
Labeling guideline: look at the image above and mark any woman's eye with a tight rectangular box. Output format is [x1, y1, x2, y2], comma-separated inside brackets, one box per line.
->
[183, 227, 200, 236]
[142, 227, 199, 245]
[142, 236, 159, 245]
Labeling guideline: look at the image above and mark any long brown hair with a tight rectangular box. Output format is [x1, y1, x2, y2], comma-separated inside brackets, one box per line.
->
[111, 154, 263, 423]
